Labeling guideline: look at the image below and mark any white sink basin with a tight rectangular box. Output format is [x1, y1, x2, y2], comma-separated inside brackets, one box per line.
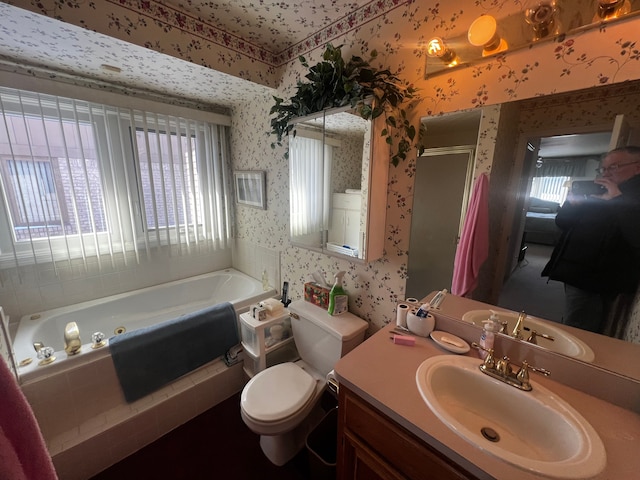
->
[461, 309, 595, 362]
[416, 355, 606, 479]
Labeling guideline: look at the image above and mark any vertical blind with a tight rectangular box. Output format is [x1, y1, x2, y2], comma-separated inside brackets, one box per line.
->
[289, 133, 333, 237]
[0, 87, 232, 271]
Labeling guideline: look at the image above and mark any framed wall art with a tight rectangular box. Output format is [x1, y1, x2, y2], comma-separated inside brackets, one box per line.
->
[233, 170, 266, 209]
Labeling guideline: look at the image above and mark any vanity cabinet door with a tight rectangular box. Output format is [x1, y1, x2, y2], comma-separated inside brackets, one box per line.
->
[338, 386, 479, 480]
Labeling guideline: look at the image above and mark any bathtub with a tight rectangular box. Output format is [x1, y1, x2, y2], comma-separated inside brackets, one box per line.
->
[14, 268, 277, 479]
[13, 268, 276, 381]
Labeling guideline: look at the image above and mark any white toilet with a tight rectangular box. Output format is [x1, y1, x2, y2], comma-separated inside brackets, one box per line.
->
[240, 299, 368, 466]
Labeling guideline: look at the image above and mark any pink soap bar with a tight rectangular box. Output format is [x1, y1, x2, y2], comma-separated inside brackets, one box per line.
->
[391, 334, 415, 346]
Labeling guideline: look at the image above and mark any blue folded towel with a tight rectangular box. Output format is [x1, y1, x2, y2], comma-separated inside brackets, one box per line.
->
[109, 301, 239, 402]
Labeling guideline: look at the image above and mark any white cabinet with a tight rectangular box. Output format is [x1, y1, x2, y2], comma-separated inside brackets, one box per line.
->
[328, 193, 361, 253]
[239, 310, 299, 378]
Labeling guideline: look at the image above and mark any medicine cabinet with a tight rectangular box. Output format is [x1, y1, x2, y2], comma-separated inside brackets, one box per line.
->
[289, 105, 388, 263]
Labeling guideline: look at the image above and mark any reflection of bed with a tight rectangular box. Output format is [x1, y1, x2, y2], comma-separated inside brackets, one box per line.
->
[524, 197, 562, 245]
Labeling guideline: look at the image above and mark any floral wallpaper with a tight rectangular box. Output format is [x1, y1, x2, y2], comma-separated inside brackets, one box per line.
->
[1, 0, 640, 338]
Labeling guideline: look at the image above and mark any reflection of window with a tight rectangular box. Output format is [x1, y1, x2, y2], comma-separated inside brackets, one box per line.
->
[0, 86, 231, 268]
[289, 135, 331, 236]
[530, 176, 571, 204]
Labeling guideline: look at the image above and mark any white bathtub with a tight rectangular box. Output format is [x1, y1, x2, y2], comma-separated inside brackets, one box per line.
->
[14, 268, 278, 479]
[13, 268, 276, 382]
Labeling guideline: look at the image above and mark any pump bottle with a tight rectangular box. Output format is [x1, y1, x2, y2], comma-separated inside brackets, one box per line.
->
[327, 271, 348, 316]
[479, 318, 497, 359]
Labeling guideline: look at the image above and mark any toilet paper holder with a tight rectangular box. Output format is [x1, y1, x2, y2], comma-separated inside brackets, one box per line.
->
[327, 376, 339, 395]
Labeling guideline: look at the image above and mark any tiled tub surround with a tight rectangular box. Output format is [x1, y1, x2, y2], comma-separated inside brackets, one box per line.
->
[16, 270, 278, 480]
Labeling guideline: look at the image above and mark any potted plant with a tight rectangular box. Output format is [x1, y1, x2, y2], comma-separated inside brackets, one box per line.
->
[269, 44, 420, 166]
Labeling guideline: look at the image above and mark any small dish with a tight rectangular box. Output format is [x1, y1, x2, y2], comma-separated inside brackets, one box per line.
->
[429, 331, 470, 354]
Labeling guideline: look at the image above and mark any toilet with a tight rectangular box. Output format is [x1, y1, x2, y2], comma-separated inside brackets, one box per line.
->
[240, 299, 368, 466]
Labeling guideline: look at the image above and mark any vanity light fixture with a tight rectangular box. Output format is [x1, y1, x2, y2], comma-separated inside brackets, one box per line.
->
[594, 0, 631, 21]
[467, 15, 508, 57]
[525, 0, 560, 41]
[426, 37, 458, 66]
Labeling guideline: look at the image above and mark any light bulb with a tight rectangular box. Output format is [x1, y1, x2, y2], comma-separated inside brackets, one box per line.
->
[426, 37, 458, 65]
[594, 0, 631, 21]
[467, 15, 507, 56]
[525, 0, 560, 41]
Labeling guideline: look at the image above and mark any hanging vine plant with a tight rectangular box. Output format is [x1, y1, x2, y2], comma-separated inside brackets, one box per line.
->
[269, 44, 420, 166]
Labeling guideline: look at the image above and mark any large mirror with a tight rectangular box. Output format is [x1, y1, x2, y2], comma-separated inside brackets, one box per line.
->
[289, 106, 388, 263]
[410, 78, 640, 381]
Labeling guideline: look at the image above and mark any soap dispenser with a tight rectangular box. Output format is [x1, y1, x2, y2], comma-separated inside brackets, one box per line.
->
[479, 319, 497, 359]
[327, 271, 348, 316]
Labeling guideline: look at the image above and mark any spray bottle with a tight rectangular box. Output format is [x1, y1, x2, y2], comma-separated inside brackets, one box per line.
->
[327, 271, 348, 316]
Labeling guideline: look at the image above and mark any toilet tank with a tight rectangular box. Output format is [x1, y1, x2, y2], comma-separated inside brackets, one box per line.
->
[288, 300, 368, 376]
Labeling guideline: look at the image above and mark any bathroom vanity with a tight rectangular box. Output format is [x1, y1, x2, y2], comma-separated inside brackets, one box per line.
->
[334, 315, 640, 479]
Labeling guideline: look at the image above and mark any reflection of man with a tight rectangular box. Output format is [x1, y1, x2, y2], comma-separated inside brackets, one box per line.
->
[542, 146, 640, 334]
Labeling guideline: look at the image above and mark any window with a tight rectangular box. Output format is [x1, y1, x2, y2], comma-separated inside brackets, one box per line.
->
[0, 87, 232, 268]
[530, 176, 571, 204]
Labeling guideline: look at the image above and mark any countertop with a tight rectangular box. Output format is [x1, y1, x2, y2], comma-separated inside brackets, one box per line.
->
[335, 320, 640, 479]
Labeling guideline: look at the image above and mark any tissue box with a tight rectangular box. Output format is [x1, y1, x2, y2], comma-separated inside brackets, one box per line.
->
[304, 282, 331, 309]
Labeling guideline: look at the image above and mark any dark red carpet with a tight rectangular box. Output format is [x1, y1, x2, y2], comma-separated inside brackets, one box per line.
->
[90, 392, 316, 480]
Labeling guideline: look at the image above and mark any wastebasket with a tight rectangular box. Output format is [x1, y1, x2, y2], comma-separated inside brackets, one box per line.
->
[306, 407, 338, 480]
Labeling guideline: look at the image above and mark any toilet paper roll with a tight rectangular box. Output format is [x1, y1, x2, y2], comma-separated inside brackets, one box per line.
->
[405, 297, 420, 307]
[396, 303, 410, 327]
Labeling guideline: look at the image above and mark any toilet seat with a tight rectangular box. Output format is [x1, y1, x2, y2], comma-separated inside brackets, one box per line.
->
[241, 362, 317, 423]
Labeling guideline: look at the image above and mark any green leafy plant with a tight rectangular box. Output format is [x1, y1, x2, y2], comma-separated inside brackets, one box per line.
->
[269, 44, 420, 166]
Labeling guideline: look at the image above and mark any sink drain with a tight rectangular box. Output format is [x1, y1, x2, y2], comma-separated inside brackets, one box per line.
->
[481, 427, 500, 442]
[114, 326, 127, 335]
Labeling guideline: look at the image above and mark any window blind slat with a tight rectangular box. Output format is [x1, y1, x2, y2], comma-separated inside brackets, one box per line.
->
[101, 105, 129, 266]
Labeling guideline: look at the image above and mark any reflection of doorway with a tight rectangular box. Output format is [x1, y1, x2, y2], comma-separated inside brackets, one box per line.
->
[406, 147, 474, 299]
[498, 131, 612, 321]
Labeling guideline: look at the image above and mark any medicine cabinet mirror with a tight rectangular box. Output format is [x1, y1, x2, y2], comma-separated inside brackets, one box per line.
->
[289, 105, 388, 263]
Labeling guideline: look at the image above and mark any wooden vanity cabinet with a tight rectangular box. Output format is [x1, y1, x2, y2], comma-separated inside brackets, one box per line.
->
[337, 386, 480, 480]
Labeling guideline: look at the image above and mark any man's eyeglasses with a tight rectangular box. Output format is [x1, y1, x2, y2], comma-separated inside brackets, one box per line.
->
[595, 161, 640, 175]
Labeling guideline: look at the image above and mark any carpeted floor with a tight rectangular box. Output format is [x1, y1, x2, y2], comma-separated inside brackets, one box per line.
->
[498, 243, 564, 323]
[90, 391, 327, 480]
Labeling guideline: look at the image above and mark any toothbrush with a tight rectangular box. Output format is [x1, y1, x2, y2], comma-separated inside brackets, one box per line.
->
[431, 289, 448, 309]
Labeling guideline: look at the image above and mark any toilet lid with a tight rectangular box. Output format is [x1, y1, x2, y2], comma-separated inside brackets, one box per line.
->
[242, 362, 317, 422]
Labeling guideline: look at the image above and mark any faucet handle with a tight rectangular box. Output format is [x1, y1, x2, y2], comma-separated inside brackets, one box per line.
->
[516, 360, 551, 390]
[499, 320, 509, 334]
[471, 342, 496, 368]
[526, 330, 555, 344]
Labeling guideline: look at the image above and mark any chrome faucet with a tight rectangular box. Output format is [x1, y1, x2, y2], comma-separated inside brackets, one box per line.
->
[64, 321, 82, 356]
[472, 343, 550, 391]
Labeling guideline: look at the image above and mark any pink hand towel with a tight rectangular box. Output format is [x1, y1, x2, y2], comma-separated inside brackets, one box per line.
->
[451, 173, 490, 297]
[0, 356, 58, 480]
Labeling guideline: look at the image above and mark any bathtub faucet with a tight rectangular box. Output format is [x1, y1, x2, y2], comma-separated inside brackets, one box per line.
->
[64, 321, 82, 356]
